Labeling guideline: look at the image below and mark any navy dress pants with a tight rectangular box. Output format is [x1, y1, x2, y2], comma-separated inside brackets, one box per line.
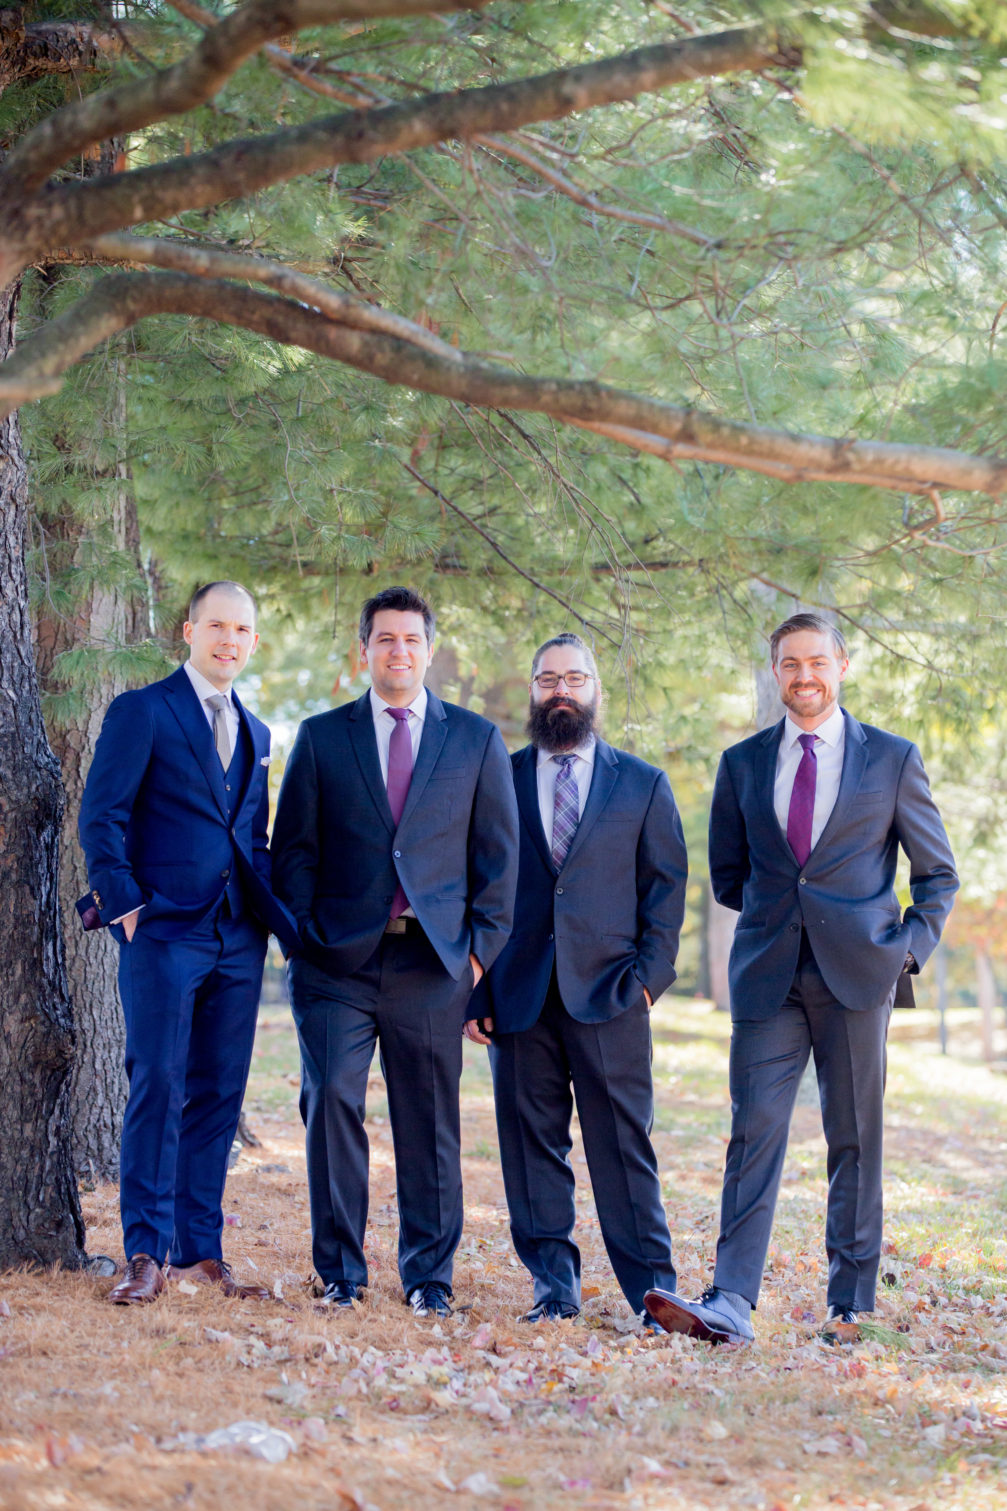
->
[117, 910, 267, 1265]
[288, 930, 472, 1297]
[489, 979, 677, 1314]
[714, 945, 894, 1311]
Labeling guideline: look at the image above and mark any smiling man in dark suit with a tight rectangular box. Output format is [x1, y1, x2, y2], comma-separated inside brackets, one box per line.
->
[272, 586, 518, 1319]
[645, 613, 958, 1346]
[79, 580, 297, 1305]
[468, 632, 688, 1328]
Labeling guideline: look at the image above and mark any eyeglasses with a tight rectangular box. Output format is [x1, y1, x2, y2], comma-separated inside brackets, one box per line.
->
[532, 671, 595, 690]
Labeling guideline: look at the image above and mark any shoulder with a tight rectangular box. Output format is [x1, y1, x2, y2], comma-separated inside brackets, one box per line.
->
[436, 697, 500, 745]
[602, 741, 665, 788]
[720, 724, 780, 764]
[845, 713, 916, 762]
[297, 701, 357, 738]
[104, 668, 178, 720]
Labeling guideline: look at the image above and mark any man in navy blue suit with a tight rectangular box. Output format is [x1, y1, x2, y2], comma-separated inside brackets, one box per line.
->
[469, 633, 688, 1327]
[646, 613, 958, 1346]
[272, 586, 518, 1318]
[79, 581, 296, 1305]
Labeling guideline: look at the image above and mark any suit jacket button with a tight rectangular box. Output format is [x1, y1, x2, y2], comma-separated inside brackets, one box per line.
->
[798, 877, 807, 885]
[221, 870, 230, 880]
[790, 923, 799, 932]
[556, 886, 564, 895]
[548, 933, 554, 941]
[393, 849, 402, 858]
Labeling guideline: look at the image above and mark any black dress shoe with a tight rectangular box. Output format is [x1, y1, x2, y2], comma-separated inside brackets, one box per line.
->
[517, 1299, 580, 1323]
[407, 1282, 453, 1318]
[643, 1286, 754, 1345]
[821, 1305, 860, 1345]
[320, 1280, 363, 1308]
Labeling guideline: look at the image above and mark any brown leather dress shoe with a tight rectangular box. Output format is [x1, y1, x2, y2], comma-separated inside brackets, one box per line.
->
[108, 1254, 164, 1305]
[165, 1257, 270, 1300]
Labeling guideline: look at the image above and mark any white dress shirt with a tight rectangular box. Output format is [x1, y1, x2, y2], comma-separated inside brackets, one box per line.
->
[184, 659, 240, 752]
[773, 705, 846, 853]
[370, 685, 427, 918]
[369, 684, 427, 780]
[536, 736, 596, 851]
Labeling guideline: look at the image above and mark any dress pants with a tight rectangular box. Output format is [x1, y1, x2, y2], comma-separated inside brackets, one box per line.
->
[117, 908, 267, 1265]
[714, 939, 894, 1311]
[288, 929, 472, 1296]
[489, 978, 677, 1314]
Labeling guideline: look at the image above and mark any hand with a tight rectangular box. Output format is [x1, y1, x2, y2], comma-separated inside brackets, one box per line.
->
[464, 1016, 494, 1045]
[643, 986, 653, 1009]
[469, 953, 484, 989]
[122, 909, 140, 943]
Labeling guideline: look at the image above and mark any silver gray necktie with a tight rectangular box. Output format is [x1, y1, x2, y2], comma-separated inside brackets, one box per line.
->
[205, 694, 232, 770]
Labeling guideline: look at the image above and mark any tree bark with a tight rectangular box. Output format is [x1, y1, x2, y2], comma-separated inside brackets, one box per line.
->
[0, 277, 85, 1267]
[33, 359, 145, 1181]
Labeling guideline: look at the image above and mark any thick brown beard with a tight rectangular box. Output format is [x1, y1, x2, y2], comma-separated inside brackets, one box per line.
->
[527, 696, 598, 753]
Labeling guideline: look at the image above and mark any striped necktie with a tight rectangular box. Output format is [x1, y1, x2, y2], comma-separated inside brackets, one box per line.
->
[551, 754, 579, 869]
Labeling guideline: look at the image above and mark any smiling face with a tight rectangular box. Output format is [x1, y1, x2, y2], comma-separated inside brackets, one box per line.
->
[183, 586, 258, 691]
[360, 609, 432, 707]
[773, 628, 849, 730]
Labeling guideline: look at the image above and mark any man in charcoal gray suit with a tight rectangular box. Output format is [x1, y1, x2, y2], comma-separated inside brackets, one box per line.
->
[646, 613, 958, 1346]
[469, 632, 688, 1327]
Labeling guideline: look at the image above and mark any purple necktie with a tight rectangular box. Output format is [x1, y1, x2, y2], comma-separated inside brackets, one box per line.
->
[786, 732, 818, 868]
[387, 707, 413, 918]
[552, 754, 579, 869]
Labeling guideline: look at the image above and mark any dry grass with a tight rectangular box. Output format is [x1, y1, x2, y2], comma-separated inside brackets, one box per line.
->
[1, 997, 1005, 1511]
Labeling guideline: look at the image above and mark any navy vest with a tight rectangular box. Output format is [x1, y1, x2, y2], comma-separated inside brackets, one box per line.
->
[221, 720, 251, 918]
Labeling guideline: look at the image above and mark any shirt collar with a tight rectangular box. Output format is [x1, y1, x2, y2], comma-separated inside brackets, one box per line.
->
[537, 734, 596, 768]
[370, 684, 428, 723]
[782, 705, 845, 749]
[184, 659, 234, 706]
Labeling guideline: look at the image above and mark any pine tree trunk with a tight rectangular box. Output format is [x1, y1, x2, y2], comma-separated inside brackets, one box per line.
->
[34, 362, 144, 1181]
[0, 279, 85, 1267]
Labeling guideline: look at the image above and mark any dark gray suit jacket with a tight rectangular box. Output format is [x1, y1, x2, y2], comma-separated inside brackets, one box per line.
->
[480, 739, 688, 1030]
[272, 689, 518, 981]
[709, 709, 958, 1018]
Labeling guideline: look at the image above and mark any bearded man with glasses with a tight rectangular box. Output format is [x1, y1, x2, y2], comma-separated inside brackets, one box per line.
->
[467, 633, 688, 1329]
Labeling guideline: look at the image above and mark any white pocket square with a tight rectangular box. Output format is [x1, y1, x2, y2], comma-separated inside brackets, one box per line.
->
[260, 756, 271, 766]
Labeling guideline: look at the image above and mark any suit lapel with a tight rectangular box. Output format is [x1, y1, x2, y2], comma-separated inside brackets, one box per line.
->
[163, 666, 229, 818]
[514, 745, 553, 871]
[559, 738, 618, 871]
[231, 691, 258, 810]
[348, 692, 395, 834]
[397, 689, 448, 831]
[812, 708, 868, 856]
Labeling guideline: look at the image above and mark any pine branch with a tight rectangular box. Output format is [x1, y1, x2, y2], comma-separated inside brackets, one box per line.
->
[2, 21, 791, 281]
[0, 0, 495, 199]
[2, 269, 1005, 499]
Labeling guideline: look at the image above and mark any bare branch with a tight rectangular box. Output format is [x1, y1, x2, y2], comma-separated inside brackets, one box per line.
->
[0, 0, 495, 199]
[3, 21, 795, 279]
[84, 232, 465, 364]
[471, 132, 714, 248]
[1, 270, 1005, 499]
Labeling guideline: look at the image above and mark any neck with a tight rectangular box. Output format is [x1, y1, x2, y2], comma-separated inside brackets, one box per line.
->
[788, 703, 837, 733]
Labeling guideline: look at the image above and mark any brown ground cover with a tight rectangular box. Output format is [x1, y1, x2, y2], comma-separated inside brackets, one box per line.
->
[0, 996, 1005, 1511]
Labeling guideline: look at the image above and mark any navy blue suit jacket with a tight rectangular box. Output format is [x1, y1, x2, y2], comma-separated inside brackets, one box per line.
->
[709, 709, 958, 1019]
[480, 739, 688, 1031]
[79, 665, 297, 947]
[271, 690, 519, 981]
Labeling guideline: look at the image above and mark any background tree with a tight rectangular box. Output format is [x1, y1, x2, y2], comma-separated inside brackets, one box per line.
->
[3, 0, 1007, 1263]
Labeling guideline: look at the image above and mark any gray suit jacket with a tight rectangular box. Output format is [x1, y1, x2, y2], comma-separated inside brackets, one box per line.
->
[709, 709, 958, 1018]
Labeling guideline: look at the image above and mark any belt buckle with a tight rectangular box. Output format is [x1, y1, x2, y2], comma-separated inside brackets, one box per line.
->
[384, 917, 407, 935]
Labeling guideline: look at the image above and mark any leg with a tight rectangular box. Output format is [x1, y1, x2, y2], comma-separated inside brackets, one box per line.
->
[170, 915, 267, 1265]
[288, 955, 379, 1289]
[117, 928, 219, 1263]
[489, 993, 580, 1310]
[807, 978, 893, 1312]
[376, 932, 470, 1295]
[713, 1000, 812, 1306]
[564, 997, 676, 1313]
